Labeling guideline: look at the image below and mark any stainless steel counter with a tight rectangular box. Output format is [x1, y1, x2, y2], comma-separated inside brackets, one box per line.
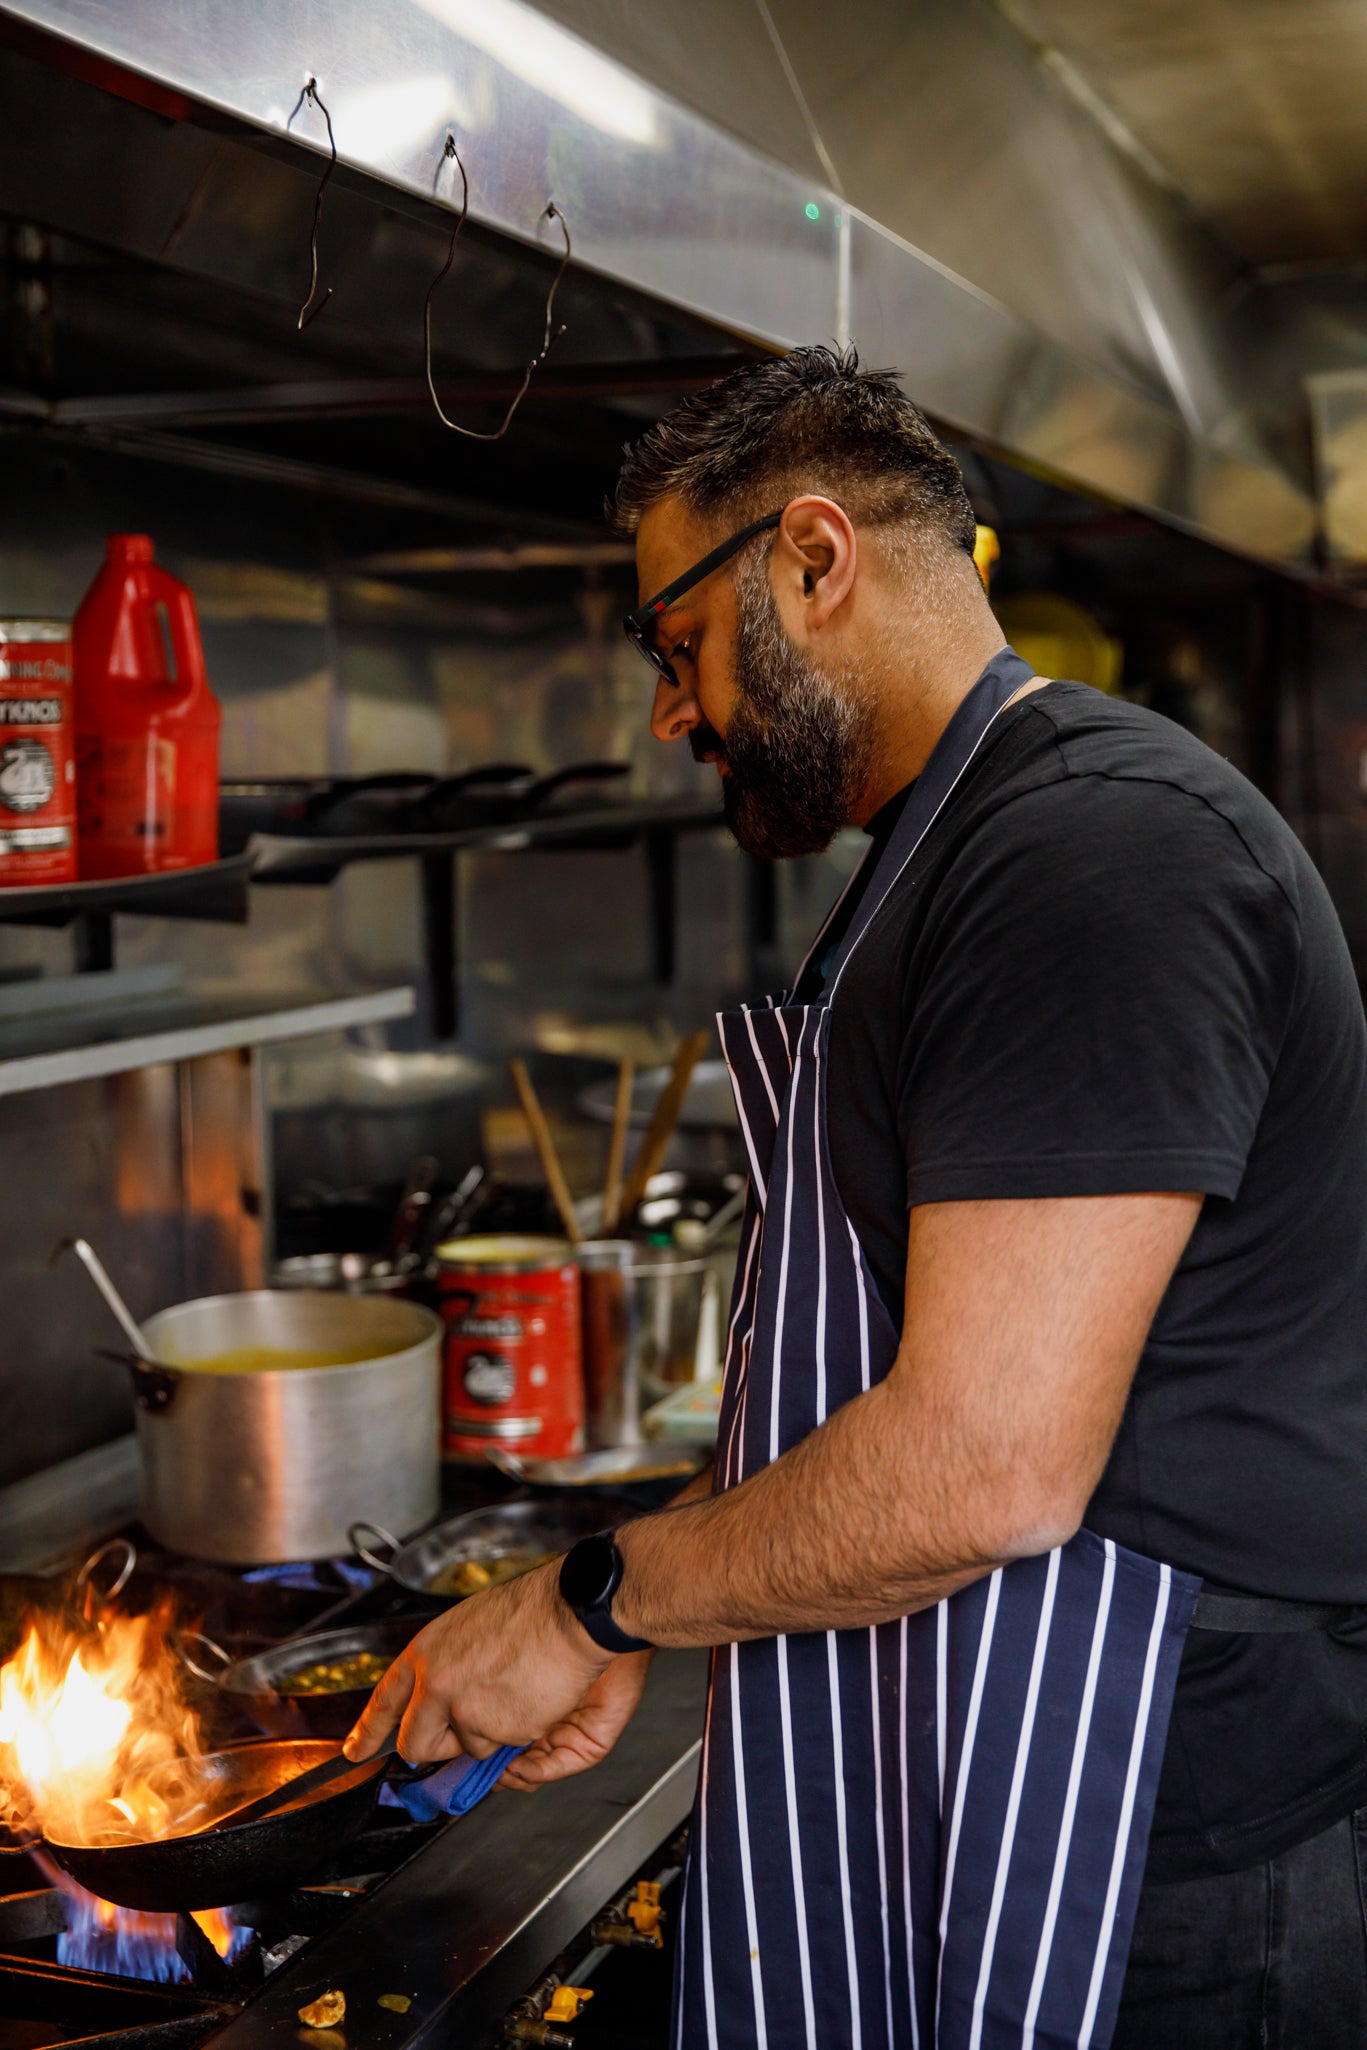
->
[208, 1648, 708, 2049]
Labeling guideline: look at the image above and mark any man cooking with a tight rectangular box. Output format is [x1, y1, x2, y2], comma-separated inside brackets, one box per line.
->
[346, 348, 1367, 2047]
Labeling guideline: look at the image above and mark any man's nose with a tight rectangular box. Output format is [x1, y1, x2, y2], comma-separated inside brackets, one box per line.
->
[650, 671, 700, 745]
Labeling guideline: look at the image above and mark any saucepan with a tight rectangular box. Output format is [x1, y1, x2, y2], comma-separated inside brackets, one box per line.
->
[59, 1238, 443, 1565]
[41, 1737, 414, 1913]
[179, 1617, 421, 1741]
[350, 1495, 629, 1603]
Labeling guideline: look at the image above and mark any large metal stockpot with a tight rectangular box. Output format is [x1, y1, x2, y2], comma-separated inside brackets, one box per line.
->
[136, 1290, 441, 1564]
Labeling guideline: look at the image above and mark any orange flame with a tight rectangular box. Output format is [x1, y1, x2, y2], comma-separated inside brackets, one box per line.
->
[0, 1606, 205, 1849]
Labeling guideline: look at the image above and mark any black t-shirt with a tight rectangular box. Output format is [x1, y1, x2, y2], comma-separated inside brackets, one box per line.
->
[807, 678, 1367, 1881]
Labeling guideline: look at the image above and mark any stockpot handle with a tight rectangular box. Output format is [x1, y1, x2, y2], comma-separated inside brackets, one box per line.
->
[74, 1537, 136, 1606]
[349, 1521, 402, 1573]
[95, 1345, 180, 1415]
[175, 1630, 233, 1684]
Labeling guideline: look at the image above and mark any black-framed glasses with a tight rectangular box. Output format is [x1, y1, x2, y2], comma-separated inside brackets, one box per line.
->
[622, 511, 783, 684]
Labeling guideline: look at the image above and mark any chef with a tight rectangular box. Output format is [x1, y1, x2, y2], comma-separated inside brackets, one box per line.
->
[347, 348, 1367, 2047]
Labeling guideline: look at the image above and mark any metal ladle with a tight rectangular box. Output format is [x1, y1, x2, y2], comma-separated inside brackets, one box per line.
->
[53, 1236, 162, 1362]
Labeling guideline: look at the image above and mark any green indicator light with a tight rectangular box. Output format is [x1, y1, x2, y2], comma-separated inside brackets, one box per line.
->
[805, 201, 821, 221]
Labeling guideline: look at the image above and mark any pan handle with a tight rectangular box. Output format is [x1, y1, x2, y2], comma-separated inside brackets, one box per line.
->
[73, 1536, 136, 1607]
[175, 1630, 232, 1684]
[386, 1755, 447, 1786]
[349, 1521, 401, 1573]
[95, 1345, 180, 1414]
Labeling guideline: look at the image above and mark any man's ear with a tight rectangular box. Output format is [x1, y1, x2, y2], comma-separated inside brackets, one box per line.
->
[772, 496, 857, 635]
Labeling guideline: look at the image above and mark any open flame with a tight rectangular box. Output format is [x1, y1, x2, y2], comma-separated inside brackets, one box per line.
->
[34, 1850, 249, 1981]
[1, 1610, 257, 1982]
[0, 1605, 204, 1848]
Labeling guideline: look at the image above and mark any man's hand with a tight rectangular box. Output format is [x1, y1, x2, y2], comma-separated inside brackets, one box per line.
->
[342, 1558, 613, 1764]
[496, 1650, 654, 1790]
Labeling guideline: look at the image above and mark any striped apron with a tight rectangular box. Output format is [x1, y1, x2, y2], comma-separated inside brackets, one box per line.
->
[674, 649, 1200, 2050]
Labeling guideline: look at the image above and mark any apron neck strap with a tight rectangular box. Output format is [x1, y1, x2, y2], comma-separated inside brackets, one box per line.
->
[818, 644, 1035, 998]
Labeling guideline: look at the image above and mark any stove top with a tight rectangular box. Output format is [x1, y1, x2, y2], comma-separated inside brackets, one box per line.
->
[0, 1481, 704, 2050]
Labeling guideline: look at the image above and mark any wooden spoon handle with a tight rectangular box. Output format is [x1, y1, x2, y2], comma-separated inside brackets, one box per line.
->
[601, 1059, 635, 1235]
[509, 1059, 581, 1245]
[617, 1030, 709, 1223]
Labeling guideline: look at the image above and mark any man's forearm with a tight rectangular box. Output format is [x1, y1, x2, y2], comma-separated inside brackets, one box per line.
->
[608, 1192, 1197, 1649]
[612, 1376, 1010, 1647]
[667, 1457, 715, 1508]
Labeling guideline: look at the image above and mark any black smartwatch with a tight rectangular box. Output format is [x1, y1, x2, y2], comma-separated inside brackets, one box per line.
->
[559, 1530, 654, 1655]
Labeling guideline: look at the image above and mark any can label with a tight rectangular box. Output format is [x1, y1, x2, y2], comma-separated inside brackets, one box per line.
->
[439, 1255, 584, 1461]
[0, 628, 75, 885]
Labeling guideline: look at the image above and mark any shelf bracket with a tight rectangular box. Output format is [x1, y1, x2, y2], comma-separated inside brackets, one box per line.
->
[644, 829, 676, 986]
[70, 910, 114, 974]
[420, 850, 460, 1040]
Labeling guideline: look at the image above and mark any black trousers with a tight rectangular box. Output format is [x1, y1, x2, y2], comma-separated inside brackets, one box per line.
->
[1112, 1809, 1367, 2049]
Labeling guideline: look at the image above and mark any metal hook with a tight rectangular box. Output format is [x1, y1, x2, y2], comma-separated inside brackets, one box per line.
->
[423, 133, 471, 412]
[287, 76, 336, 331]
[425, 195, 572, 442]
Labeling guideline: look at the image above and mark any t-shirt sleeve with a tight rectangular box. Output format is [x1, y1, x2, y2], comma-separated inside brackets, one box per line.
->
[899, 773, 1302, 1206]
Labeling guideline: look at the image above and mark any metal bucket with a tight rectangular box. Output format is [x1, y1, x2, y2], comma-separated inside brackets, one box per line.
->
[136, 1291, 441, 1565]
[575, 1241, 708, 1448]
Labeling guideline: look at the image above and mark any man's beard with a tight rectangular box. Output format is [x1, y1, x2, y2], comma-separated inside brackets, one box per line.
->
[693, 559, 877, 860]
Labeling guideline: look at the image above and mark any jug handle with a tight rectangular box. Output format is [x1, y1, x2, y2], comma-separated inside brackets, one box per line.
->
[156, 578, 206, 698]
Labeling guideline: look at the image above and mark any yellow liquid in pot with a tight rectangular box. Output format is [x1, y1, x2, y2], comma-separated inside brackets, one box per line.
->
[179, 1342, 389, 1374]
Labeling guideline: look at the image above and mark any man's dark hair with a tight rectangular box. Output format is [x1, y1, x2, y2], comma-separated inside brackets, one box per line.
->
[611, 344, 977, 559]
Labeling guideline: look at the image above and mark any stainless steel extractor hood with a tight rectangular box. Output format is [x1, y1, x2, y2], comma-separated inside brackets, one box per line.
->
[0, 0, 1319, 566]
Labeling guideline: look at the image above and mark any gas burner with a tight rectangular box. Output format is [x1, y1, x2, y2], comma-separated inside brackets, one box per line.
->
[0, 1811, 442, 2047]
[0, 1475, 701, 2050]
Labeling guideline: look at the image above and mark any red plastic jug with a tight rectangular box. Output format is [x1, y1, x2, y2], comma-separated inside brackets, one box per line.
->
[73, 535, 221, 878]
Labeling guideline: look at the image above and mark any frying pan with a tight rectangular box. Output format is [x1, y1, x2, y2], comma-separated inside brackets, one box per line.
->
[42, 1739, 397, 1912]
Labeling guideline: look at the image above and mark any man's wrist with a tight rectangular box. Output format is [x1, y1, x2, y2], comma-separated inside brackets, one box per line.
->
[558, 1529, 654, 1656]
[547, 1561, 616, 1667]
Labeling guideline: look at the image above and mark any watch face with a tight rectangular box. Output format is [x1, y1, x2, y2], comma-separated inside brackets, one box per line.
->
[560, 1531, 617, 1612]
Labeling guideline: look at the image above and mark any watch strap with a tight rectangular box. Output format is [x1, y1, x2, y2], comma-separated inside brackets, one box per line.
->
[577, 1602, 654, 1656]
[560, 1532, 653, 1654]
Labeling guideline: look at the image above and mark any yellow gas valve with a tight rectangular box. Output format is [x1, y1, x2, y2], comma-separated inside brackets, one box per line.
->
[544, 1987, 593, 2024]
[627, 1882, 663, 1941]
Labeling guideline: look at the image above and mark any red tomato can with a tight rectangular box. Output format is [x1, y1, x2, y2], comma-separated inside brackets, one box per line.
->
[437, 1235, 584, 1462]
[0, 619, 76, 887]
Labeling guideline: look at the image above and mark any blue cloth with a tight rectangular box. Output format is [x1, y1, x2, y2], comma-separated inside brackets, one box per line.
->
[378, 1745, 525, 1821]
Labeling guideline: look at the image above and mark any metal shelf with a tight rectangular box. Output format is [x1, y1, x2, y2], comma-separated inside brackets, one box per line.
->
[0, 801, 728, 1047]
[0, 854, 253, 927]
[247, 798, 728, 1041]
[245, 796, 726, 883]
[0, 982, 414, 1098]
